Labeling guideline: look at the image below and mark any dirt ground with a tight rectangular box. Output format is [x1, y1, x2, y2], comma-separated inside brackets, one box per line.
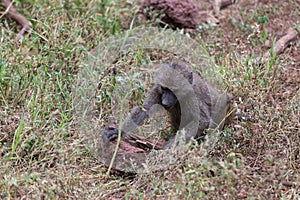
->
[0, 0, 299, 199]
[119, 0, 300, 198]
[196, 0, 300, 198]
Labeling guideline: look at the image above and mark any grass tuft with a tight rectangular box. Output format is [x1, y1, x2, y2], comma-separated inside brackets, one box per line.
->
[0, 0, 299, 199]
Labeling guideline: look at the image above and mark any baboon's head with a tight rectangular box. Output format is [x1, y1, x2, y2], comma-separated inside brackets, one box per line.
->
[154, 61, 194, 105]
[168, 61, 193, 84]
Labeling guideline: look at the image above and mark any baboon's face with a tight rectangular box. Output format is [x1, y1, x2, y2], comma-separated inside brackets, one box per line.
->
[160, 87, 178, 109]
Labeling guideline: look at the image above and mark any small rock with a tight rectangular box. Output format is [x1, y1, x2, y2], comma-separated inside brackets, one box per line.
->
[141, 0, 199, 29]
[282, 181, 295, 187]
[237, 192, 247, 199]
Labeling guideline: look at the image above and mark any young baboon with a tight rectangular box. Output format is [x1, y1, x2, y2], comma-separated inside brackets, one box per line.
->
[103, 60, 231, 149]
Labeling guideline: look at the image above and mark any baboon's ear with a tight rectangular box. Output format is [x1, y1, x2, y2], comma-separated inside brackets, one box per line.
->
[169, 62, 178, 70]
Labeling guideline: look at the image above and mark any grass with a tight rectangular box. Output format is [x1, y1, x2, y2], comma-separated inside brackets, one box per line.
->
[1, 0, 300, 199]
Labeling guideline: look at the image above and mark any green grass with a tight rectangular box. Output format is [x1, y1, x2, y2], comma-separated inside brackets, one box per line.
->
[1, 0, 299, 199]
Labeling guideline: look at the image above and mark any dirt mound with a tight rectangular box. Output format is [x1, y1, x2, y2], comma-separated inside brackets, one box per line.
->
[141, 0, 198, 28]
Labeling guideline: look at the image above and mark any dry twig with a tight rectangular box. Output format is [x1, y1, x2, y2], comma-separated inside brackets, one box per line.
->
[262, 28, 298, 62]
[214, 0, 235, 14]
[1, 0, 32, 40]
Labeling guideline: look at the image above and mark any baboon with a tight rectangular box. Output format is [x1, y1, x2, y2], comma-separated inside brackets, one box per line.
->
[103, 60, 231, 149]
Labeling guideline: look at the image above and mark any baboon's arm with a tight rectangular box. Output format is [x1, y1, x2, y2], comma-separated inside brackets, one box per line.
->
[103, 86, 161, 141]
[121, 86, 161, 133]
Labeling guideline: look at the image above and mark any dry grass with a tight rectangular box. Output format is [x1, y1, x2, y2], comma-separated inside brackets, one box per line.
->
[0, 0, 299, 199]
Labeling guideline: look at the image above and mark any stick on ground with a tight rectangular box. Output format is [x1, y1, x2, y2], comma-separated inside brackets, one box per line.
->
[262, 28, 298, 62]
[214, 0, 235, 14]
[1, 0, 32, 40]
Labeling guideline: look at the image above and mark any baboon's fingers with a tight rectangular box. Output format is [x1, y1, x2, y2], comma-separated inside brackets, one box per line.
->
[103, 128, 119, 141]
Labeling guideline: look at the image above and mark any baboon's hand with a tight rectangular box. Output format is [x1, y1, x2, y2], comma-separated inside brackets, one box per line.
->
[103, 128, 119, 141]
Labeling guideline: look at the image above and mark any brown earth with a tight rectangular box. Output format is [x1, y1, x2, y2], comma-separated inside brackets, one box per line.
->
[1, 0, 299, 198]
[115, 0, 300, 198]
[196, 0, 300, 198]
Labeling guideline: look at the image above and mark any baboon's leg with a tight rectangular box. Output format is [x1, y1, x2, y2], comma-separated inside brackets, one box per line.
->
[1, 0, 32, 40]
